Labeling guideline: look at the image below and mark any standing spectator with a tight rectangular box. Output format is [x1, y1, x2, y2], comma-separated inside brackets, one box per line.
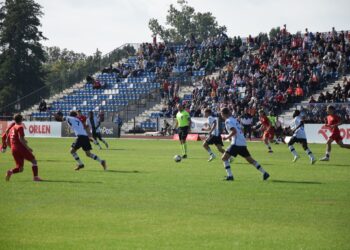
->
[114, 114, 123, 138]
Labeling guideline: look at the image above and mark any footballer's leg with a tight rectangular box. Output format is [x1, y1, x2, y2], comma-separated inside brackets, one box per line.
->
[336, 140, 350, 149]
[92, 133, 102, 150]
[6, 151, 24, 181]
[263, 133, 273, 153]
[98, 133, 109, 149]
[320, 138, 333, 161]
[85, 150, 107, 171]
[221, 152, 233, 181]
[302, 141, 316, 164]
[244, 155, 270, 180]
[216, 144, 232, 162]
[203, 140, 215, 162]
[288, 137, 299, 162]
[30, 158, 42, 181]
[70, 147, 85, 170]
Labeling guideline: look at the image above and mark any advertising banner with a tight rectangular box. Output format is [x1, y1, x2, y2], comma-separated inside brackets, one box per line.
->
[304, 124, 350, 144]
[61, 122, 118, 138]
[22, 121, 62, 138]
[190, 117, 219, 135]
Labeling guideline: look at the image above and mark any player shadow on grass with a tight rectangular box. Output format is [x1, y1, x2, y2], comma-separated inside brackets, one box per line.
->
[87, 169, 141, 174]
[271, 180, 322, 184]
[39, 180, 103, 184]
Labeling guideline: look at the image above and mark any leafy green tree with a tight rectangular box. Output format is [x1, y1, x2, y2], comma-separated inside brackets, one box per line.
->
[0, 0, 46, 112]
[149, 0, 226, 43]
[269, 27, 281, 39]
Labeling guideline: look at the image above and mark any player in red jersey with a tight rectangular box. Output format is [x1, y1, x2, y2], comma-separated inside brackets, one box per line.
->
[5, 114, 42, 181]
[320, 105, 350, 161]
[1, 121, 15, 153]
[254, 110, 274, 153]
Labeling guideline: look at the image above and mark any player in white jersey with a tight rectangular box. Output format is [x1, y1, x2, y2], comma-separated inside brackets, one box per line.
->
[201, 109, 225, 162]
[56, 111, 107, 171]
[220, 108, 270, 181]
[87, 111, 109, 150]
[288, 110, 316, 164]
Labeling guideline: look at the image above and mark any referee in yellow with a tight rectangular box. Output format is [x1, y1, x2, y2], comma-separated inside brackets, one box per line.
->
[174, 103, 191, 158]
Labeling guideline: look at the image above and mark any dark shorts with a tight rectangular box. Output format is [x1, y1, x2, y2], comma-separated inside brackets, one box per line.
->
[206, 135, 224, 146]
[92, 131, 102, 140]
[289, 136, 307, 145]
[72, 135, 92, 151]
[226, 145, 251, 158]
[178, 126, 189, 141]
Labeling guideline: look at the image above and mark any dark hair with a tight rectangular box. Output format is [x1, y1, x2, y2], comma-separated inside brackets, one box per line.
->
[327, 105, 335, 111]
[293, 110, 300, 118]
[13, 114, 23, 124]
[259, 109, 265, 115]
[221, 107, 230, 115]
[77, 110, 82, 113]
[69, 111, 78, 117]
[204, 108, 212, 114]
[88, 111, 93, 116]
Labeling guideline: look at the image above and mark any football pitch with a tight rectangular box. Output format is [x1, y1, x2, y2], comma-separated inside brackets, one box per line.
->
[0, 138, 349, 250]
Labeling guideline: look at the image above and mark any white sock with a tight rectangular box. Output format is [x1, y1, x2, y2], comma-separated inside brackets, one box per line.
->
[253, 161, 266, 174]
[305, 148, 314, 160]
[89, 153, 102, 163]
[71, 152, 83, 165]
[289, 145, 298, 157]
[224, 160, 233, 177]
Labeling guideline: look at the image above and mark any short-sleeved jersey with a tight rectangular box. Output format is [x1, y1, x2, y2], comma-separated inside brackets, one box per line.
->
[9, 124, 25, 150]
[290, 115, 306, 139]
[327, 114, 340, 134]
[176, 110, 190, 128]
[87, 116, 101, 133]
[65, 116, 88, 136]
[225, 116, 246, 146]
[208, 116, 219, 136]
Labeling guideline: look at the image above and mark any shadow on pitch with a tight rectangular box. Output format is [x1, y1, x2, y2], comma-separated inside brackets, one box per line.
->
[271, 180, 322, 185]
[105, 148, 126, 151]
[40, 180, 103, 184]
[87, 169, 141, 174]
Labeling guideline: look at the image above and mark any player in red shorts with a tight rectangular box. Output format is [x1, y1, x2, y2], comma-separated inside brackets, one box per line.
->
[320, 105, 350, 161]
[5, 114, 42, 181]
[1, 121, 15, 153]
[254, 110, 274, 153]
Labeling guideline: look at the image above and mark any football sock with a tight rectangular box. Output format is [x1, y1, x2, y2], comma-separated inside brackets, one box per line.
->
[184, 142, 188, 155]
[207, 148, 213, 155]
[305, 148, 314, 160]
[224, 160, 233, 177]
[289, 145, 298, 157]
[253, 161, 266, 174]
[89, 153, 102, 163]
[180, 144, 185, 155]
[265, 143, 272, 151]
[326, 151, 330, 158]
[101, 139, 108, 147]
[11, 167, 23, 174]
[32, 165, 38, 177]
[71, 152, 83, 165]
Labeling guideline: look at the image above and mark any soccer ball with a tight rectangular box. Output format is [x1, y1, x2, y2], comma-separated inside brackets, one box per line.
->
[174, 155, 182, 162]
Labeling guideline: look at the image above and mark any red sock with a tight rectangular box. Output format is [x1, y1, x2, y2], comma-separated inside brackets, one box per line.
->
[32, 165, 38, 177]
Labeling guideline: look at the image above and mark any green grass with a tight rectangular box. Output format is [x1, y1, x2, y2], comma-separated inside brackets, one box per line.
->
[0, 138, 349, 250]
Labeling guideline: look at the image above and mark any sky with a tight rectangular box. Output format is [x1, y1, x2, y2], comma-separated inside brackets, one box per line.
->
[36, 0, 350, 55]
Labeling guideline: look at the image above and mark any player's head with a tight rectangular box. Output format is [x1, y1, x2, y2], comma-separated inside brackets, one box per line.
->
[77, 110, 82, 115]
[88, 111, 94, 118]
[327, 105, 335, 115]
[177, 103, 184, 111]
[220, 107, 231, 119]
[69, 111, 78, 117]
[13, 114, 23, 124]
[259, 109, 265, 117]
[204, 108, 212, 118]
[293, 110, 300, 118]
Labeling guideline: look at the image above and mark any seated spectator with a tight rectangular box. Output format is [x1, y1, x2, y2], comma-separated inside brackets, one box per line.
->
[38, 99, 47, 112]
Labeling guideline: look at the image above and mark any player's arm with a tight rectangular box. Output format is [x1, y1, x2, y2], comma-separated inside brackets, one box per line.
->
[208, 120, 217, 134]
[253, 121, 262, 130]
[188, 115, 191, 131]
[223, 127, 237, 141]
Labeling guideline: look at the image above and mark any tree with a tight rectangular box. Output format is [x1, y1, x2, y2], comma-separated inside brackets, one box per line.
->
[269, 27, 281, 40]
[149, 1, 226, 43]
[0, 0, 46, 112]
